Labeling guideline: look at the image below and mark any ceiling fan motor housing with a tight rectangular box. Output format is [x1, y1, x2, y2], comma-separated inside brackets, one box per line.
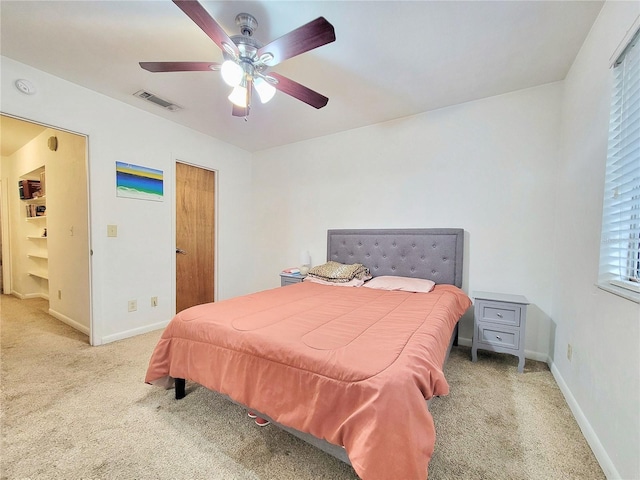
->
[226, 13, 275, 78]
[229, 35, 261, 61]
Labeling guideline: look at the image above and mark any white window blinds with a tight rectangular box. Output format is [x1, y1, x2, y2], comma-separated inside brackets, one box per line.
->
[599, 27, 640, 298]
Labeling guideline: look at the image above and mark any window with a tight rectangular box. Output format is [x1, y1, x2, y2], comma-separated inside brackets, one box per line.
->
[598, 27, 640, 302]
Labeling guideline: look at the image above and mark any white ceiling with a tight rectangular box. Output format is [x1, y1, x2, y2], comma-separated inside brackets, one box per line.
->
[1, 1, 604, 153]
[1, 115, 47, 157]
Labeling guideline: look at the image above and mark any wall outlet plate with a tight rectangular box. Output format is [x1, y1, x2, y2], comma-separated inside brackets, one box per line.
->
[128, 300, 137, 312]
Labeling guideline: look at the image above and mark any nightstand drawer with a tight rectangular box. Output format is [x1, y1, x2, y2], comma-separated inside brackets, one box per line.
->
[478, 324, 519, 350]
[477, 301, 521, 327]
[280, 273, 305, 286]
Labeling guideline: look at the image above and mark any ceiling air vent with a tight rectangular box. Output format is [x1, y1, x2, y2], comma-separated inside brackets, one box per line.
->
[133, 90, 182, 112]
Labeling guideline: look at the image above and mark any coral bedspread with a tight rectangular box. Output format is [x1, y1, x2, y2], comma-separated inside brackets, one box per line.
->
[145, 282, 471, 480]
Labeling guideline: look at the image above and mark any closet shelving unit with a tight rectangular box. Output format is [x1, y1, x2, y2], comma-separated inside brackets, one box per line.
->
[21, 166, 48, 282]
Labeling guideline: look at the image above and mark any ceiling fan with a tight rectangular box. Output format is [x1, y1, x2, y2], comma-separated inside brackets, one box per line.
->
[140, 0, 336, 118]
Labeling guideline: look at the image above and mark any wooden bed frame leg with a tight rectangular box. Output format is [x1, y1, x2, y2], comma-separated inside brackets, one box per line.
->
[175, 378, 186, 400]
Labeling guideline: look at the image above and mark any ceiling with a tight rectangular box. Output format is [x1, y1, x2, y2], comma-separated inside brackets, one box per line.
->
[1, 115, 47, 157]
[1, 1, 604, 153]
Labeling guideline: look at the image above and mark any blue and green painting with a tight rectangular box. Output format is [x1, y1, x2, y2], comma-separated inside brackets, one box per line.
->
[116, 162, 163, 201]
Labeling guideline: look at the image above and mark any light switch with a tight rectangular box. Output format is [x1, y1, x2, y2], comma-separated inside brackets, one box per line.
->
[107, 225, 117, 237]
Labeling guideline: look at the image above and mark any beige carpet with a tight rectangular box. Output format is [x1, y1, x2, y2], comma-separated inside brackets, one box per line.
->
[1, 295, 604, 480]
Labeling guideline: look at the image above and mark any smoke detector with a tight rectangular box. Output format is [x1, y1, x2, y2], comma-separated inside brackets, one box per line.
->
[15, 79, 36, 95]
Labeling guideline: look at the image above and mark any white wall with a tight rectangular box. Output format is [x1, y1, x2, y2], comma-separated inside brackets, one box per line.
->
[1, 56, 254, 345]
[252, 82, 562, 360]
[43, 128, 90, 332]
[552, 2, 640, 479]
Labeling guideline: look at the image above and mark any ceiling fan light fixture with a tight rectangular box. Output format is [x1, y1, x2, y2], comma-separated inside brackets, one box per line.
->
[222, 42, 237, 57]
[228, 84, 248, 107]
[258, 52, 274, 65]
[254, 77, 276, 103]
[221, 60, 243, 87]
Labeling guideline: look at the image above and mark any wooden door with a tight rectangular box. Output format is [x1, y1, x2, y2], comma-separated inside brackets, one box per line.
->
[175, 162, 215, 312]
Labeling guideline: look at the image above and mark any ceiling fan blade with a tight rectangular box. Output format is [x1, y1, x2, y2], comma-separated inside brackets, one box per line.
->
[232, 104, 249, 117]
[268, 73, 328, 109]
[257, 17, 335, 67]
[172, 0, 239, 57]
[140, 61, 220, 72]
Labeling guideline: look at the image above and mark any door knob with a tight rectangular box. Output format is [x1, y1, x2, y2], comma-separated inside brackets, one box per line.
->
[176, 248, 187, 255]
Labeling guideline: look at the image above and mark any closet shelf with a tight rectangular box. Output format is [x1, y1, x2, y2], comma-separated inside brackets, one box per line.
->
[24, 195, 46, 204]
[28, 271, 49, 280]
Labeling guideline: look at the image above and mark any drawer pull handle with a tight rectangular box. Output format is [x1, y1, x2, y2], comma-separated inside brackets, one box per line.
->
[496, 335, 502, 341]
[496, 313, 503, 318]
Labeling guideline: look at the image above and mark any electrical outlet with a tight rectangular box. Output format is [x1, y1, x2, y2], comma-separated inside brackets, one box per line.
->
[128, 300, 137, 312]
[107, 224, 118, 237]
[58, 289, 62, 300]
[151, 296, 158, 307]
[567, 343, 572, 361]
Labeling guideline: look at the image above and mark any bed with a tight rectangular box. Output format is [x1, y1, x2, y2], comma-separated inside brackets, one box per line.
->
[145, 228, 471, 480]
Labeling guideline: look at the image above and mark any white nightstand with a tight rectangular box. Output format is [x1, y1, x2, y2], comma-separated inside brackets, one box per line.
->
[471, 291, 529, 373]
[280, 272, 305, 286]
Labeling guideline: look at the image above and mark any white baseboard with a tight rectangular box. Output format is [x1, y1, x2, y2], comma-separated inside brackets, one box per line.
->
[10, 291, 48, 300]
[98, 320, 170, 345]
[550, 361, 619, 480]
[524, 349, 549, 363]
[48, 308, 89, 336]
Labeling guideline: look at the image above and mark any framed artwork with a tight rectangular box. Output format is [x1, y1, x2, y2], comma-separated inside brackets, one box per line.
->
[116, 162, 163, 201]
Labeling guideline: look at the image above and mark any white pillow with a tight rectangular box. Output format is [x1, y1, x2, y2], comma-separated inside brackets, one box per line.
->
[363, 276, 435, 293]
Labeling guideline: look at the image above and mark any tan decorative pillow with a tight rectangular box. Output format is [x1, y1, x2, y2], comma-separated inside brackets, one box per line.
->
[307, 261, 371, 283]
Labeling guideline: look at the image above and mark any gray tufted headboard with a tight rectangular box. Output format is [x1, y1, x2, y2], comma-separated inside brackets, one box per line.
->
[327, 228, 464, 288]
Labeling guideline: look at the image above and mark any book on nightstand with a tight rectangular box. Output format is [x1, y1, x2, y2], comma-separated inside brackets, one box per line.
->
[281, 268, 302, 275]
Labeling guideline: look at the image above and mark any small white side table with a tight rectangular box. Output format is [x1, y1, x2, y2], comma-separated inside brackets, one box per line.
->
[471, 291, 529, 373]
[280, 272, 305, 286]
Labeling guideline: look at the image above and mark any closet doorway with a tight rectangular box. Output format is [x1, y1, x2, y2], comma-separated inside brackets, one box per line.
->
[0, 114, 91, 339]
[175, 162, 216, 313]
